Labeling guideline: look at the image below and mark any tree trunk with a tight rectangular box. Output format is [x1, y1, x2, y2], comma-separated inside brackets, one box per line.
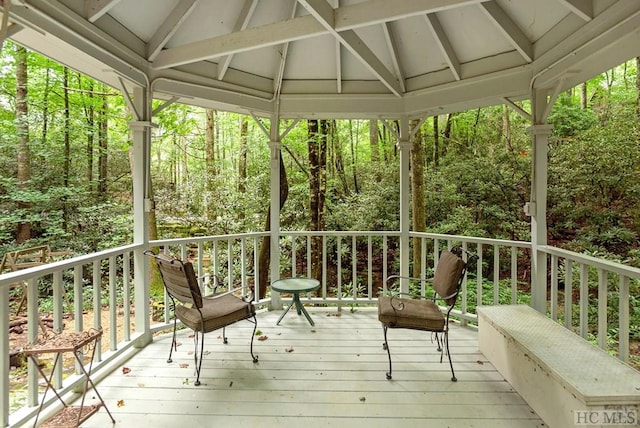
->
[333, 120, 349, 195]
[84, 79, 95, 186]
[503, 105, 512, 151]
[238, 116, 248, 193]
[97, 88, 108, 198]
[257, 153, 289, 299]
[205, 108, 216, 220]
[308, 119, 327, 281]
[16, 45, 31, 244]
[433, 116, 439, 169]
[410, 119, 425, 277]
[63, 67, 71, 230]
[581, 81, 588, 109]
[349, 120, 360, 193]
[369, 119, 379, 162]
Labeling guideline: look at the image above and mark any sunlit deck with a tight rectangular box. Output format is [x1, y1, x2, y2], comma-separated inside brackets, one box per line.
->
[75, 307, 544, 428]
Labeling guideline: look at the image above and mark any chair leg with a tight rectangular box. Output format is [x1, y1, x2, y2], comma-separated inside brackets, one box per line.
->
[249, 315, 259, 363]
[222, 326, 228, 344]
[444, 330, 456, 382]
[168, 317, 178, 364]
[194, 329, 205, 386]
[382, 325, 392, 380]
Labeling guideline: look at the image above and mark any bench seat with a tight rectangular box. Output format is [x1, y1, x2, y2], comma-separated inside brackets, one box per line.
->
[478, 304, 640, 428]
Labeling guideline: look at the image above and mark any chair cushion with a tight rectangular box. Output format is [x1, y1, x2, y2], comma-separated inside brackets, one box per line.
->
[176, 293, 254, 333]
[433, 250, 465, 305]
[378, 295, 445, 331]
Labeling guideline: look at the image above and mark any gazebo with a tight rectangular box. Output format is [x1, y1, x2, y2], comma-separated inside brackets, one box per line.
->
[2, 1, 640, 426]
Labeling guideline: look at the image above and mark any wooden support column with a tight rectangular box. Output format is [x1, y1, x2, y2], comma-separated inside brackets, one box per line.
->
[399, 116, 411, 294]
[269, 114, 281, 310]
[129, 86, 153, 346]
[528, 88, 553, 313]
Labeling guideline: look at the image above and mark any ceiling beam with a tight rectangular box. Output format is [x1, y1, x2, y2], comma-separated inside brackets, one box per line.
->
[152, 0, 483, 70]
[273, 0, 298, 98]
[382, 22, 406, 93]
[296, 0, 403, 96]
[425, 13, 461, 80]
[217, 0, 259, 81]
[85, 0, 122, 23]
[480, 1, 533, 63]
[147, 0, 199, 62]
[558, 0, 593, 21]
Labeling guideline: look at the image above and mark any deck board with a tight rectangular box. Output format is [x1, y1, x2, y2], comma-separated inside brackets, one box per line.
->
[77, 307, 546, 427]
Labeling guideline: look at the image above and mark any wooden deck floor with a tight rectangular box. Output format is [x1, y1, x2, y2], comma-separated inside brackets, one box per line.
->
[79, 307, 546, 427]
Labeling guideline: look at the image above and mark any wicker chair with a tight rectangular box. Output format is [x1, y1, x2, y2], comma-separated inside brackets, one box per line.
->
[147, 252, 258, 386]
[378, 249, 469, 382]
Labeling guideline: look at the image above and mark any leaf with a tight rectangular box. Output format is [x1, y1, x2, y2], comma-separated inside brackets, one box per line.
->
[285, 346, 294, 353]
[179, 363, 189, 368]
[122, 366, 131, 374]
[359, 397, 366, 403]
[258, 335, 268, 341]
[117, 400, 125, 407]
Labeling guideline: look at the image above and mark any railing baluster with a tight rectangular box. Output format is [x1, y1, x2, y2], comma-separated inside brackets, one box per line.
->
[27, 277, 38, 407]
[550, 255, 558, 321]
[619, 275, 630, 362]
[511, 246, 517, 304]
[93, 260, 102, 360]
[383, 236, 388, 294]
[367, 235, 373, 300]
[493, 244, 499, 305]
[337, 236, 342, 301]
[477, 244, 483, 308]
[579, 263, 589, 339]
[352, 235, 357, 299]
[597, 269, 607, 350]
[322, 236, 327, 298]
[307, 235, 312, 278]
[110, 255, 117, 351]
[123, 251, 131, 341]
[292, 235, 297, 277]
[52, 270, 64, 388]
[564, 259, 573, 329]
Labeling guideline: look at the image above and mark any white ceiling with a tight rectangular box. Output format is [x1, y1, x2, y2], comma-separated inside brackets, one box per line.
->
[4, 0, 640, 119]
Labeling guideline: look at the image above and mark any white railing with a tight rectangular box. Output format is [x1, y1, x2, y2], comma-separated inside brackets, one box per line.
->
[541, 245, 640, 363]
[1, 244, 145, 427]
[2, 232, 638, 426]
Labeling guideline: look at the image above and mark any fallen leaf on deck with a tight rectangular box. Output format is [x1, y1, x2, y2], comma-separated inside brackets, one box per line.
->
[122, 367, 131, 374]
[285, 346, 294, 353]
[258, 335, 268, 341]
[359, 397, 366, 403]
[229, 381, 233, 387]
[117, 400, 125, 407]
[477, 360, 484, 365]
[180, 363, 189, 368]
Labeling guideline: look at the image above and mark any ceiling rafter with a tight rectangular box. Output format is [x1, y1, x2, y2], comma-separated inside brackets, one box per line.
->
[480, 0, 533, 63]
[147, 0, 199, 62]
[558, 0, 593, 21]
[424, 13, 461, 81]
[296, 0, 403, 96]
[151, 0, 482, 71]
[382, 22, 406, 93]
[273, 0, 298, 98]
[217, 0, 259, 81]
[85, 0, 122, 23]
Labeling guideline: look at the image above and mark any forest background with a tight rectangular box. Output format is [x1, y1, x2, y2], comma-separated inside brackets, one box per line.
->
[1, 43, 639, 306]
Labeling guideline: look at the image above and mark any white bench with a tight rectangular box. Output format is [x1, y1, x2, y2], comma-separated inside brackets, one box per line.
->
[478, 305, 640, 428]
